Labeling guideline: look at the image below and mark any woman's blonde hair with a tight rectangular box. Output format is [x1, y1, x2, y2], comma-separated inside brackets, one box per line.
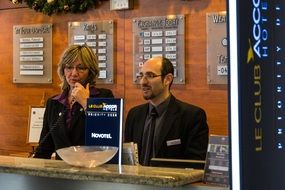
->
[57, 44, 99, 91]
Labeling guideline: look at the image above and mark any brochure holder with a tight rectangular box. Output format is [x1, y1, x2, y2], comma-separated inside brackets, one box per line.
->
[203, 135, 229, 187]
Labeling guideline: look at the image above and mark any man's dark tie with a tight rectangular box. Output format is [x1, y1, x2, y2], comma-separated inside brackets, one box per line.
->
[141, 107, 158, 166]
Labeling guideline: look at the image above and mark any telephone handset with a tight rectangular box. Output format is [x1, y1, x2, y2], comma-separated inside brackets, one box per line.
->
[79, 79, 88, 88]
[75, 78, 90, 89]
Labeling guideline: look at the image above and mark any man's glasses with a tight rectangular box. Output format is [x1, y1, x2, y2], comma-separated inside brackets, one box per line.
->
[136, 72, 163, 80]
[64, 64, 88, 73]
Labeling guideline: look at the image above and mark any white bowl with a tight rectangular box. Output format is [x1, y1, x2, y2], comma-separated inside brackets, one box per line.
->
[56, 146, 118, 168]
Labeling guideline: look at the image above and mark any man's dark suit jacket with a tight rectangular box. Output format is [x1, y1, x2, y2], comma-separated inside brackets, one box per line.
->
[34, 88, 114, 159]
[124, 95, 209, 164]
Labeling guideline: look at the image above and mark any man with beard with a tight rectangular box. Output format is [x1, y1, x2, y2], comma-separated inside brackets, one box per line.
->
[124, 56, 209, 166]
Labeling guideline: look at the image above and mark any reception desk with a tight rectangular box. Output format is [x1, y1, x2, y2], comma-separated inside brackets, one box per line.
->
[0, 155, 227, 190]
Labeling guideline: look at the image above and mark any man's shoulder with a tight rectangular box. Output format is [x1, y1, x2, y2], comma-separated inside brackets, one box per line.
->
[172, 96, 205, 113]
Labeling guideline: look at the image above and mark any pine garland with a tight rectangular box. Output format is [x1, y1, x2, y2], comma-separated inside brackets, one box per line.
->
[10, 0, 98, 16]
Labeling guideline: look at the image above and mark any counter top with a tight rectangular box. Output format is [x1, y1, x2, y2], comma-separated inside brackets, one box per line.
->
[0, 155, 204, 187]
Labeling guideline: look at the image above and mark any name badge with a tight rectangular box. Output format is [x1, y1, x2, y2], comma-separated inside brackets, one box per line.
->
[166, 139, 181, 146]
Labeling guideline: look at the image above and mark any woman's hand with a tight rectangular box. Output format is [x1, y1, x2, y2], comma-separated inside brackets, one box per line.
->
[71, 83, 90, 109]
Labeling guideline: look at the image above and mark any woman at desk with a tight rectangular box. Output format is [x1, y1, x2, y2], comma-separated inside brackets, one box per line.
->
[34, 44, 114, 159]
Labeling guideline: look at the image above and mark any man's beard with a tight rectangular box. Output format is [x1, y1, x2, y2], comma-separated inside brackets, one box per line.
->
[143, 93, 155, 100]
[142, 84, 155, 100]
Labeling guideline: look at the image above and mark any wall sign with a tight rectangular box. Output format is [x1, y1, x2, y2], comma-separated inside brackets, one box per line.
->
[13, 24, 52, 84]
[229, 0, 285, 189]
[206, 12, 227, 84]
[27, 106, 45, 146]
[68, 21, 114, 84]
[132, 15, 185, 84]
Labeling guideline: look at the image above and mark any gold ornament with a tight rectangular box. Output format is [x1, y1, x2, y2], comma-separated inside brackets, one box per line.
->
[47, 0, 54, 3]
[64, 5, 69, 11]
[12, 0, 19, 4]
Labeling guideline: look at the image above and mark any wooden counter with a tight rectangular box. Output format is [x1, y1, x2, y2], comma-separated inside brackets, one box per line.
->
[0, 155, 228, 190]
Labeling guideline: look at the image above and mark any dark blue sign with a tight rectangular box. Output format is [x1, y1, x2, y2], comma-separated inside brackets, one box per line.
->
[85, 98, 123, 164]
[230, 0, 285, 189]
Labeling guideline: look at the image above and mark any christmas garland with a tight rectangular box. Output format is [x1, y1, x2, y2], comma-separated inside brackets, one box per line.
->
[10, 0, 99, 16]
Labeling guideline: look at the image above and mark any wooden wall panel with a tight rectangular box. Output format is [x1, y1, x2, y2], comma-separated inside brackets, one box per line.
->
[0, 0, 227, 156]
